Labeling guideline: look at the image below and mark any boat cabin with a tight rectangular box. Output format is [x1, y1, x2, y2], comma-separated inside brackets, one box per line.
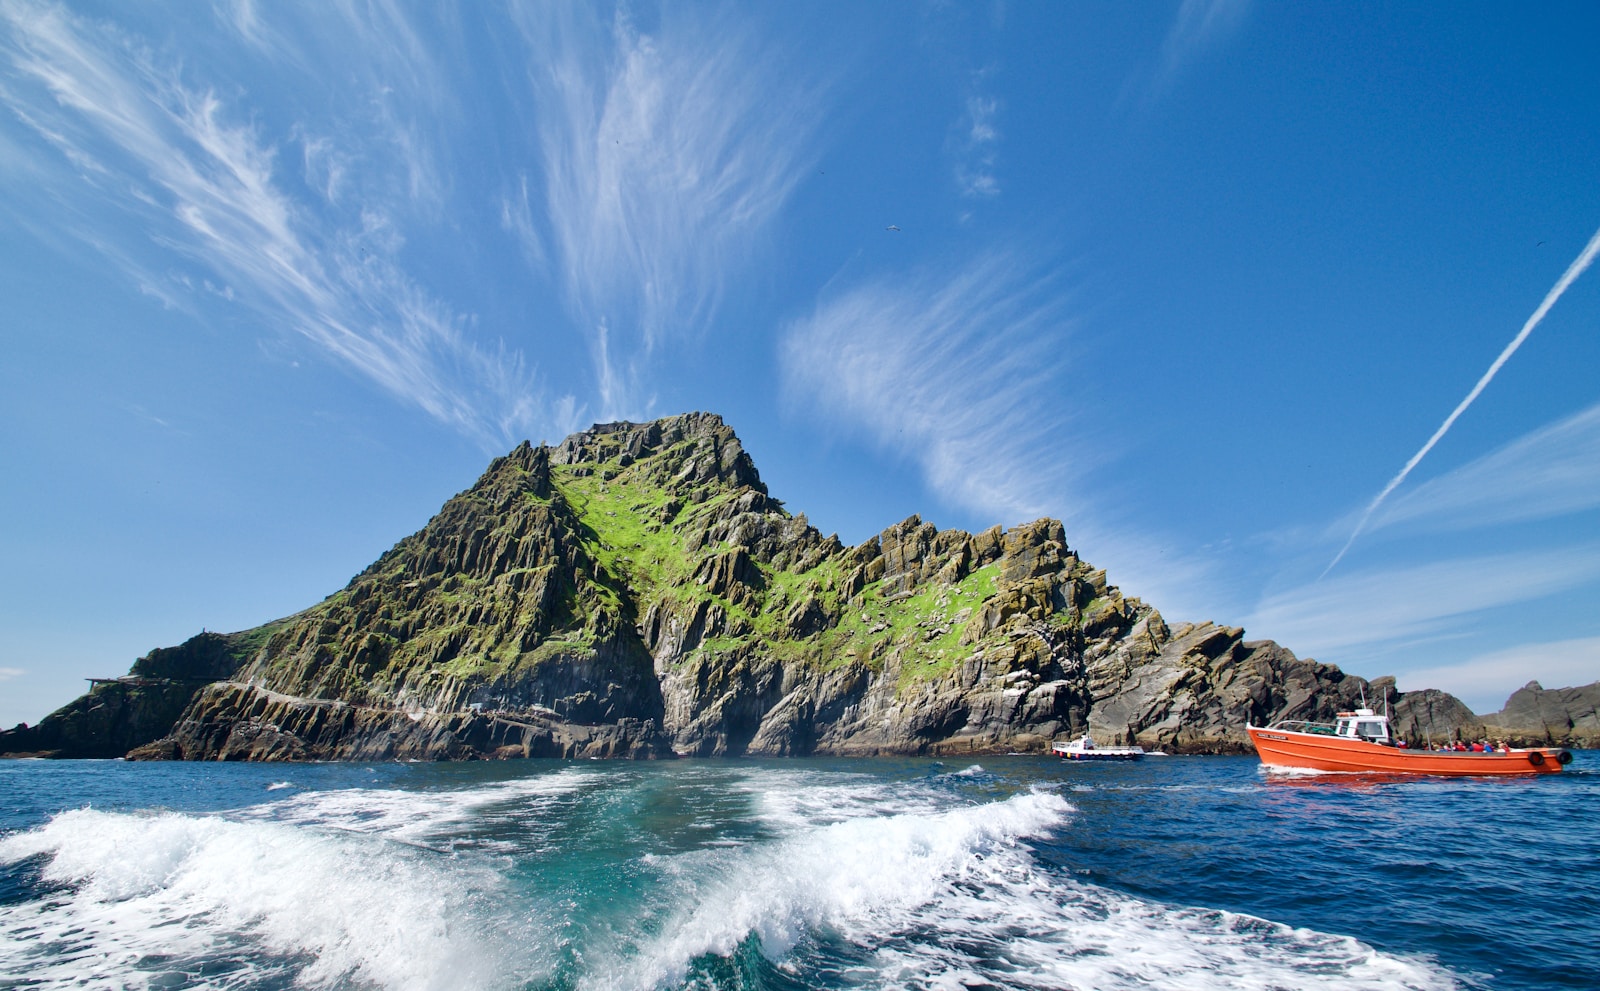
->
[1334, 708, 1391, 743]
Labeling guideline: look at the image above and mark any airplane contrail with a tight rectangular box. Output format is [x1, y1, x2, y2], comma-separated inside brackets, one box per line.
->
[1322, 223, 1600, 578]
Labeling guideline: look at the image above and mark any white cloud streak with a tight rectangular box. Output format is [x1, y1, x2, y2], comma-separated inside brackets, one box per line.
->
[1248, 546, 1600, 657]
[0, 1, 550, 445]
[1364, 400, 1600, 537]
[1324, 223, 1600, 576]
[778, 252, 1238, 623]
[512, 6, 824, 418]
[955, 84, 1000, 199]
[1128, 0, 1250, 108]
[781, 253, 1077, 524]
[0, 667, 24, 682]
[1396, 636, 1600, 714]
[499, 172, 545, 270]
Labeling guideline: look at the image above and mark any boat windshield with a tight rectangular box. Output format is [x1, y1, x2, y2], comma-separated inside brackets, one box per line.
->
[1266, 719, 1336, 735]
[1334, 717, 1390, 740]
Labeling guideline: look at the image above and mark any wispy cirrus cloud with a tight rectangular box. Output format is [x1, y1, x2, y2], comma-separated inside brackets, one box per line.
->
[1361, 400, 1600, 538]
[954, 78, 1001, 200]
[510, 5, 826, 418]
[0, 667, 23, 682]
[1125, 0, 1250, 109]
[779, 251, 1237, 622]
[781, 252, 1077, 524]
[214, 0, 284, 59]
[1245, 546, 1600, 657]
[0, 1, 550, 445]
[499, 173, 545, 270]
[1324, 224, 1600, 575]
[1240, 401, 1600, 699]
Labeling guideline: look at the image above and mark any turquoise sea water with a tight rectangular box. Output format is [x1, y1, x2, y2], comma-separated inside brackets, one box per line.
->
[2, 753, 1595, 990]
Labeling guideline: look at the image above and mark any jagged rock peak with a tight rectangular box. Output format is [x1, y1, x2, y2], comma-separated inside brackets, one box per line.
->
[475, 440, 552, 506]
[547, 412, 767, 495]
[1483, 679, 1600, 747]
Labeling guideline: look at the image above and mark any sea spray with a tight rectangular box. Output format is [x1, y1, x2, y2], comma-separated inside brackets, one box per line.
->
[234, 764, 600, 850]
[582, 789, 1073, 990]
[581, 776, 1458, 991]
[5, 754, 1588, 990]
[0, 807, 546, 990]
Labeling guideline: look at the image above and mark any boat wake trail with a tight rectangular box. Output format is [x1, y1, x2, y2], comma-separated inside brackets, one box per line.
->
[584, 780, 1460, 991]
[0, 804, 550, 991]
[0, 764, 1475, 990]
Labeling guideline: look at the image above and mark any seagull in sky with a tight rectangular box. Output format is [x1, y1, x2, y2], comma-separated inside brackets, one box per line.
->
[885, 224, 900, 232]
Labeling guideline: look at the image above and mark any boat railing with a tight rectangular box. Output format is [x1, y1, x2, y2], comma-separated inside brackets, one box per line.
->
[1265, 719, 1337, 736]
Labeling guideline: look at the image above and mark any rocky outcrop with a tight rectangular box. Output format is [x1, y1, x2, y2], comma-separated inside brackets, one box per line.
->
[0, 632, 265, 758]
[125, 681, 658, 761]
[1, 412, 1478, 761]
[1481, 681, 1600, 747]
[1082, 624, 1372, 753]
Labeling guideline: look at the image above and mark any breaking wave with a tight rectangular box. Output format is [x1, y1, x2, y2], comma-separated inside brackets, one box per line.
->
[585, 783, 1458, 991]
[0, 772, 596, 990]
[0, 761, 1475, 991]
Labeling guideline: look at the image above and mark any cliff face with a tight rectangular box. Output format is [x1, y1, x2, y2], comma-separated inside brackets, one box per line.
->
[4, 413, 1449, 761]
[0, 632, 266, 759]
[1482, 681, 1600, 747]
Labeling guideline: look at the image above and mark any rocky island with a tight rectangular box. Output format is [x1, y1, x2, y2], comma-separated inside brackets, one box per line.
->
[4, 413, 1594, 761]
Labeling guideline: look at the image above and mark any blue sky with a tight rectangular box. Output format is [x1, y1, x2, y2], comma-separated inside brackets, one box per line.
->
[3, 1, 1598, 727]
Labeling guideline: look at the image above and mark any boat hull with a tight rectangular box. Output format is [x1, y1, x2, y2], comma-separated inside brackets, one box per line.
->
[1051, 742, 1144, 761]
[1247, 726, 1568, 776]
[1055, 750, 1143, 761]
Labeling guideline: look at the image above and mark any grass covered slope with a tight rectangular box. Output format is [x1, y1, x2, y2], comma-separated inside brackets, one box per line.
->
[7, 413, 1418, 760]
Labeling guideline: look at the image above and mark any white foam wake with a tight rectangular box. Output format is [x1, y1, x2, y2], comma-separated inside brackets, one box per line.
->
[587, 789, 1071, 989]
[588, 786, 1458, 991]
[0, 807, 545, 990]
[234, 765, 597, 849]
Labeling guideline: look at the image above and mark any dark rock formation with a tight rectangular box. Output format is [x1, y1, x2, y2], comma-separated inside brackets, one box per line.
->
[1370, 677, 1487, 746]
[0, 632, 266, 758]
[0, 412, 1486, 761]
[1482, 681, 1600, 747]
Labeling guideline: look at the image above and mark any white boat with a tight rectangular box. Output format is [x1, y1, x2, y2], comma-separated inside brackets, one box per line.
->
[1052, 734, 1145, 761]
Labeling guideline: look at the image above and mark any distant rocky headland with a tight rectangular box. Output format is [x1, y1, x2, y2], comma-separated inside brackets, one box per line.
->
[5, 413, 1596, 761]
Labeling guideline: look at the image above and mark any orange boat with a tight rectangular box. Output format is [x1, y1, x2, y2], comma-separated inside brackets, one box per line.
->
[1247, 708, 1572, 776]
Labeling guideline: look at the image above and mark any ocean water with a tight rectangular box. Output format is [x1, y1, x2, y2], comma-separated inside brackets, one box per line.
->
[2, 753, 1595, 990]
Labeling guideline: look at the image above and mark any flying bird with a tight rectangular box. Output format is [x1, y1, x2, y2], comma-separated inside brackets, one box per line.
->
[885, 224, 900, 232]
